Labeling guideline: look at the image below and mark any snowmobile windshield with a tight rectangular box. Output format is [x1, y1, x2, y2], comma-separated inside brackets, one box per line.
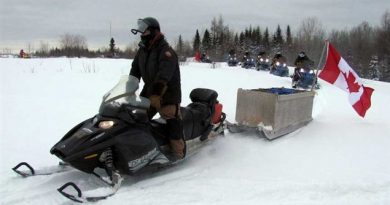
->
[99, 75, 150, 112]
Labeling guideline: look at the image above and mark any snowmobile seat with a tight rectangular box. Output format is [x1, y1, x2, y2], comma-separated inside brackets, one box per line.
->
[151, 88, 218, 143]
[185, 88, 218, 140]
[190, 88, 218, 106]
[183, 102, 210, 140]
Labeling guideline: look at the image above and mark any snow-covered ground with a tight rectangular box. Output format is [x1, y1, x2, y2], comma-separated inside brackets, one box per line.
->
[1, 58, 390, 204]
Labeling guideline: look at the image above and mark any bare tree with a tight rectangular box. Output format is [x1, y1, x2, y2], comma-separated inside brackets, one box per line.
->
[26, 42, 34, 54]
[59, 33, 88, 57]
[376, 10, 390, 81]
[37, 41, 50, 57]
[295, 17, 326, 65]
[349, 21, 375, 76]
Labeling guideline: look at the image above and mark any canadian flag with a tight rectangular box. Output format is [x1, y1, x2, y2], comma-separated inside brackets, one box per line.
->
[318, 42, 374, 118]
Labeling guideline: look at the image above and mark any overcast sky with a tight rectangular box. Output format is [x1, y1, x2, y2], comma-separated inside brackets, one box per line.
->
[0, 0, 388, 52]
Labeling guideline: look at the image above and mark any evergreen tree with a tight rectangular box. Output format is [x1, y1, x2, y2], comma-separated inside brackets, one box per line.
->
[273, 25, 284, 49]
[286, 25, 292, 47]
[234, 33, 239, 45]
[263, 27, 270, 51]
[368, 55, 381, 80]
[177, 35, 184, 56]
[239, 32, 245, 53]
[254, 26, 262, 45]
[276, 25, 283, 44]
[193, 29, 201, 53]
[109, 37, 115, 57]
[201, 29, 211, 52]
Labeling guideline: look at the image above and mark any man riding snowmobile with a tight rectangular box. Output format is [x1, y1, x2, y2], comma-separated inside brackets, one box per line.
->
[256, 51, 270, 71]
[130, 17, 185, 162]
[227, 49, 238, 66]
[241, 51, 256, 69]
[270, 51, 289, 77]
[200, 52, 212, 63]
[292, 51, 318, 89]
[12, 17, 226, 203]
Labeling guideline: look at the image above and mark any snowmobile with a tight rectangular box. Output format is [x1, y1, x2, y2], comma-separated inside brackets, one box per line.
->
[256, 56, 270, 71]
[241, 57, 256, 69]
[200, 53, 213, 63]
[12, 75, 226, 203]
[292, 68, 320, 89]
[270, 61, 289, 77]
[227, 54, 239, 66]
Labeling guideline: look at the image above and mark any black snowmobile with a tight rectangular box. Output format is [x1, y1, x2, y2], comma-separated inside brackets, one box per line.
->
[227, 54, 239, 66]
[256, 52, 271, 71]
[292, 68, 320, 89]
[270, 61, 289, 77]
[241, 53, 256, 69]
[12, 75, 226, 203]
[200, 53, 213, 63]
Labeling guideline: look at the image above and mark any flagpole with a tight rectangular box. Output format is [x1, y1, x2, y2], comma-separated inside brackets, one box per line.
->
[311, 40, 328, 91]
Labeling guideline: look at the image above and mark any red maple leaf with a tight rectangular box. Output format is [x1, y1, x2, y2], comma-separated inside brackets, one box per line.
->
[343, 72, 361, 92]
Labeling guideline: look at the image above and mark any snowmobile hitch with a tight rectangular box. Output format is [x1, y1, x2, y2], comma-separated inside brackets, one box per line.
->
[12, 162, 35, 177]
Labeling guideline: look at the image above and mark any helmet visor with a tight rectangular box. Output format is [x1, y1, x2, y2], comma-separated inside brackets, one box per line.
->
[131, 19, 149, 35]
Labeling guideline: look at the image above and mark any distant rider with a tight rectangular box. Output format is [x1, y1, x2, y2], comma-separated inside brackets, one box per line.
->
[270, 51, 287, 72]
[292, 51, 314, 88]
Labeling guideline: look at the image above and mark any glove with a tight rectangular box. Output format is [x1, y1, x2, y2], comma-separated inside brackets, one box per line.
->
[149, 95, 161, 110]
[148, 80, 167, 110]
[151, 80, 167, 96]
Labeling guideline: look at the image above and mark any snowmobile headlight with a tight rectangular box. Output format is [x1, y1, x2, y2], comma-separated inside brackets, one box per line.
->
[98, 121, 115, 129]
[266, 59, 269, 62]
[234, 57, 237, 60]
[300, 68, 305, 72]
[260, 58, 264, 62]
[309, 70, 314, 74]
[283, 63, 287, 67]
[276, 62, 280, 66]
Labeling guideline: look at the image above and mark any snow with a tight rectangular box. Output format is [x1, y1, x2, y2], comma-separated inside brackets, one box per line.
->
[1, 58, 390, 204]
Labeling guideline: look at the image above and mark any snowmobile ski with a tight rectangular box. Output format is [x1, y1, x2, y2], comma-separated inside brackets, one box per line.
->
[57, 171, 123, 203]
[12, 161, 72, 177]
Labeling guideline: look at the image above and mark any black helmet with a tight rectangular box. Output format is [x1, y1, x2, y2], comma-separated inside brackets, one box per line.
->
[131, 17, 160, 35]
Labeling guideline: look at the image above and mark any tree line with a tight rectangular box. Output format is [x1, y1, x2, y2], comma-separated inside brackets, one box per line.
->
[31, 11, 389, 82]
[33, 34, 137, 59]
[175, 11, 389, 82]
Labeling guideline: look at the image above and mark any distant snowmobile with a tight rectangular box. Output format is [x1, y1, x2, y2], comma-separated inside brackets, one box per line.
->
[256, 55, 270, 71]
[270, 61, 289, 77]
[292, 68, 320, 89]
[227, 54, 239, 66]
[242, 58, 256, 69]
[12, 75, 226, 203]
[200, 53, 213, 63]
[240, 51, 255, 69]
